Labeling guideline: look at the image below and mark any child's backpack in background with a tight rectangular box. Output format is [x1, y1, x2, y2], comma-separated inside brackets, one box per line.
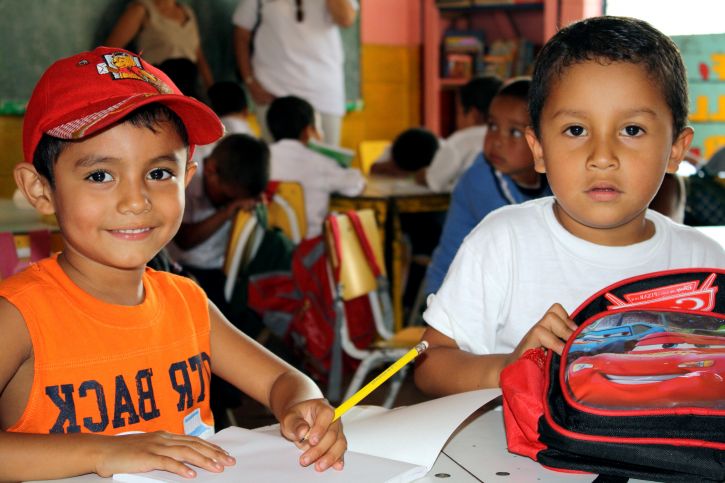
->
[247, 235, 376, 401]
[501, 268, 725, 482]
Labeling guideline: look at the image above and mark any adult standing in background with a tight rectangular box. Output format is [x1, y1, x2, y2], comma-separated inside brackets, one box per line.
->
[106, 0, 214, 98]
[233, 0, 357, 146]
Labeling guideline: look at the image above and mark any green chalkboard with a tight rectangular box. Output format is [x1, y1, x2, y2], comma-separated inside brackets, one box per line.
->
[0, 0, 361, 113]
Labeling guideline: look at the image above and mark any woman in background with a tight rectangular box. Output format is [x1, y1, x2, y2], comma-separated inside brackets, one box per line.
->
[106, 0, 213, 98]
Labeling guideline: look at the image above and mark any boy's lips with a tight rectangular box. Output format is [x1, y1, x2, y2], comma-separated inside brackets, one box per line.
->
[586, 183, 622, 201]
[108, 226, 154, 240]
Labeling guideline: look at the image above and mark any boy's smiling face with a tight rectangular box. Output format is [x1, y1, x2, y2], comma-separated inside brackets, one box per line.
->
[48, 120, 194, 272]
[526, 60, 692, 246]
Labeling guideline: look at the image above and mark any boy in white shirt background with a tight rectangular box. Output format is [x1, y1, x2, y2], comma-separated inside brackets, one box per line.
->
[267, 96, 365, 239]
[417, 75, 503, 192]
[207, 81, 254, 138]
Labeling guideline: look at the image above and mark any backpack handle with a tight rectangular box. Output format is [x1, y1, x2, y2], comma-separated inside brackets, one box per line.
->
[344, 210, 383, 277]
[326, 214, 344, 283]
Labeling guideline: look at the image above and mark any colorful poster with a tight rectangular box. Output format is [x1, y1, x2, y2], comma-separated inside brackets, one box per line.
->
[673, 33, 725, 160]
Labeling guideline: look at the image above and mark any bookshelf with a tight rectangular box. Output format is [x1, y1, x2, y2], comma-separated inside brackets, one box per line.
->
[422, 0, 600, 136]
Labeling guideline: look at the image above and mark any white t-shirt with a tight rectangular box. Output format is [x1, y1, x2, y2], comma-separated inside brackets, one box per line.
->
[220, 115, 253, 137]
[424, 197, 725, 355]
[232, 0, 358, 116]
[166, 159, 228, 269]
[426, 125, 486, 193]
[269, 139, 365, 238]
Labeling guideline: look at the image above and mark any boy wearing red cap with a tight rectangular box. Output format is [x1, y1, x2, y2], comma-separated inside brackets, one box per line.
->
[0, 47, 346, 480]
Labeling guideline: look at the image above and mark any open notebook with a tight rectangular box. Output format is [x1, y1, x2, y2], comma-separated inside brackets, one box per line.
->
[112, 389, 501, 483]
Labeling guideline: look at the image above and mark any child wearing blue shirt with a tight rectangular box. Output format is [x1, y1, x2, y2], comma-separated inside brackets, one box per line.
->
[426, 78, 550, 294]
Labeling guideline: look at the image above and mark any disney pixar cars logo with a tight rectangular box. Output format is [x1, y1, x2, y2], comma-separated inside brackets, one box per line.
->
[605, 273, 718, 312]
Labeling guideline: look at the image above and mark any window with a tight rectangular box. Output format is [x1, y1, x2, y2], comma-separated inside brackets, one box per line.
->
[605, 0, 725, 35]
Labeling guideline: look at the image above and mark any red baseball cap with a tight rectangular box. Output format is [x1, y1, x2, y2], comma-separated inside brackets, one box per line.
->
[23, 46, 223, 162]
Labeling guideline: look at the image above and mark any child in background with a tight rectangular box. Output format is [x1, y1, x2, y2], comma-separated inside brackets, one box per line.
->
[417, 75, 503, 192]
[167, 133, 269, 323]
[267, 95, 365, 239]
[425, 78, 551, 295]
[414, 17, 725, 396]
[207, 81, 254, 137]
[0, 47, 345, 481]
[370, 127, 440, 177]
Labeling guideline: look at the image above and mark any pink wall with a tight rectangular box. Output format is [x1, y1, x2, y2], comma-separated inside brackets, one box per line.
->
[360, 0, 421, 45]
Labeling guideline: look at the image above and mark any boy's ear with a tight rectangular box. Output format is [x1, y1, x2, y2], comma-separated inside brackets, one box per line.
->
[525, 127, 546, 173]
[184, 160, 198, 188]
[301, 124, 320, 143]
[13, 163, 55, 215]
[666, 126, 694, 174]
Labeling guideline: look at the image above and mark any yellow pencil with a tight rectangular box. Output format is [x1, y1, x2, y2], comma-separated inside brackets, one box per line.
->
[300, 341, 429, 443]
[334, 340, 429, 420]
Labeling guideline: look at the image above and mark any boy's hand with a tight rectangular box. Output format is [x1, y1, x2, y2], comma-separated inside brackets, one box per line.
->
[94, 431, 236, 478]
[508, 303, 577, 365]
[279, 398, 347, 472]
[223, 198, 257, 219]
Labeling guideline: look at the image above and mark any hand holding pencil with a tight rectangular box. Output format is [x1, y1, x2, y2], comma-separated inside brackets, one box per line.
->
[333, 340, 429, 421]
[301, 340, 429, 442]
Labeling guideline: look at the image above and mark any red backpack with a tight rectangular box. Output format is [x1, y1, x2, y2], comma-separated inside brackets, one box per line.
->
[501, 268, 725, 482]
[247, 227, 378, 402]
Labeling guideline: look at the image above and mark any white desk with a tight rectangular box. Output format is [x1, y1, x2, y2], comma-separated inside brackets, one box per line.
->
[24, 402, 659, 483]
[418, 400, 651, 483]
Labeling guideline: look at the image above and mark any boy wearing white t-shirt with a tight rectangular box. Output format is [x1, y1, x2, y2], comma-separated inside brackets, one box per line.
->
[267, 96, 365, 239]
[417, 75, 502, 192]
[414, 16, 725, 395]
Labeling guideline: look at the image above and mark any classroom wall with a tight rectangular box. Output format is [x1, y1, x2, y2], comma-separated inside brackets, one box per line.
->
[0, 0, 414, 194]
[0, 116, 22, 197]
[340, 0, 422, 159]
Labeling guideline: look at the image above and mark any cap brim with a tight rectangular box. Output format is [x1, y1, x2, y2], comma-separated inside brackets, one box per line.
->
[49, 93, 224, 147]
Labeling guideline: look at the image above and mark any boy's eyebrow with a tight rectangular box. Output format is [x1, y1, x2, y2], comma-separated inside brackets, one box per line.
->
[74, 154, 115, 169]
[550, 108, 660, 119]
[74, 153, 185, 169]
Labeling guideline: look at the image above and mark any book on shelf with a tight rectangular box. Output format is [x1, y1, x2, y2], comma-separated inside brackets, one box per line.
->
[441, 28, 486, 78]
[107, 389, 501, 483]
[481, 37, 534, 78]
[445, 53, 473, 79]
[307, 139, 355, 168]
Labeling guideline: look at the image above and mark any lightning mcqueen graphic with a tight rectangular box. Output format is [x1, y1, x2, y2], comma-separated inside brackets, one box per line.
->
[566, 332, 725, 409]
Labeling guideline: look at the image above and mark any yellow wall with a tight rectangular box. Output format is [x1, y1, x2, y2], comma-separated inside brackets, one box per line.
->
[0, 116, 23, 197]
[342, 44, 421, 169]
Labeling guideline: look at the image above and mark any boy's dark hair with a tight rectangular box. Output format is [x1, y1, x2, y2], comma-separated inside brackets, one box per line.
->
[207, 81, 248, 117]
[529, 16, 688, 139]
[33, 103, 189, 188]
[391, 127, 440, 172]
[496, 76, 531, 104]
[210, 133, 270, 198]
[460, 75, 503, 116]
[266, 96, 315, 141]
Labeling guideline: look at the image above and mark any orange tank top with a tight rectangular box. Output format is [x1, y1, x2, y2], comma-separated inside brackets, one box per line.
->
[0, 255, 214, 436]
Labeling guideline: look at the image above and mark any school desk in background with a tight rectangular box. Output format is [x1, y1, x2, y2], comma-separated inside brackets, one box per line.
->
[330, 176, 450, 331]
[0, 197, 61, 279]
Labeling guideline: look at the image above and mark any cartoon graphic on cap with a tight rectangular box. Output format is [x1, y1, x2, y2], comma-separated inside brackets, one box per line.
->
[97, 52, 173, 94]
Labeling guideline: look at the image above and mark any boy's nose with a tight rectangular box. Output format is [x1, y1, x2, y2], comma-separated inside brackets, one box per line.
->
[587, 138, 619, 170]
[117, 181, 151, 214]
